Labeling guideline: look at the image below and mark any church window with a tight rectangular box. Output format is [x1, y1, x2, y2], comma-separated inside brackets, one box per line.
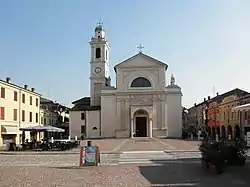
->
[81, 113, 85, 120]
[131, 77, 152, 87]
[96, 48, 101, 58]
[106, 50, 107, 60]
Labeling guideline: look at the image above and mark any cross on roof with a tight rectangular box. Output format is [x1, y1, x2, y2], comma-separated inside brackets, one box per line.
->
[97, 19, 103, 26]
[137, 44, 144, 53]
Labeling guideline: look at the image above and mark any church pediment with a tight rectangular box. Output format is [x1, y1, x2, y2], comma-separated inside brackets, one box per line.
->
[114, 53, 168, 72]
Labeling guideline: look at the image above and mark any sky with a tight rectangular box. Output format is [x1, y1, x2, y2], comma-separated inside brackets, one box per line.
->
[0, 0, 250, 108]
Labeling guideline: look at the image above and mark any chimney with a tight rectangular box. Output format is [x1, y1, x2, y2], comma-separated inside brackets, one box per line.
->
[194, 103, 197, 107]
[208, 96, 211, 100]
[6, 77, 11, 83]
[31, 88, 35, 92]
[204, 98, 206, 102]
[24, 85, 28, 89]
[216, 92, 219, 96]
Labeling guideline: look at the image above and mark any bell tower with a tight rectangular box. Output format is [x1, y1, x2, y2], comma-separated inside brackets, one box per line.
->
[89, 22, 110, 106]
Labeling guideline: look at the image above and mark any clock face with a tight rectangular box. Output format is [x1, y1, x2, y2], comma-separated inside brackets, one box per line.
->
[95, 67, 102, 74]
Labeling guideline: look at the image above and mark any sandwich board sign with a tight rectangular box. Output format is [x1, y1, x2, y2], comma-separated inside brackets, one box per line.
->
[79, 145, 100, 166]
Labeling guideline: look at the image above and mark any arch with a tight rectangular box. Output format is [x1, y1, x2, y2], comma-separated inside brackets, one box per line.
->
[124, 71, 156, 89]
[234, 125, 240, 139]
[92, 127, 97, 131]
[131, 77, 152, 87]
[96, 48, 101, 59]
[211, 127, 216, 140]
[131, 107, 151, 117]
[134, 109, 149, 116]
[227, 125, 233, 139]
[221, 126, 226, 139]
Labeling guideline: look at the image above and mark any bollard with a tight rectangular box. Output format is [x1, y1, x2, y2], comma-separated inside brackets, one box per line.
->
[197, 131, 201, 140]
[216, 134, 219, 142]
[191, 134, 193, 140]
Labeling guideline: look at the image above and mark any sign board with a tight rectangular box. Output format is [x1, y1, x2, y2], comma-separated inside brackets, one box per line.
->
[79, 146, 100, 166]
[84, 146, 97, 165]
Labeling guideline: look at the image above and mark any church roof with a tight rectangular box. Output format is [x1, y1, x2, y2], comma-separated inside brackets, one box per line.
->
[72, 97, 90, 105]
[71, 96, 101, 111]
[71, 104, 100, 111]
[166, 84, 181, 89]
[114, 52, 168, 72]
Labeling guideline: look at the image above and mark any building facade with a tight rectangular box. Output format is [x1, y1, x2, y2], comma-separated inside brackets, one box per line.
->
[187, 98, 208, 131]
[237, 94, 250, 136]
[40, 97, 70, 138]
[187, 88, 250, 140]
[207, 100, 220, 139]
[0, 77, 41, 146]
[69, 24, 183, 139]
[190, 89, 249, 140]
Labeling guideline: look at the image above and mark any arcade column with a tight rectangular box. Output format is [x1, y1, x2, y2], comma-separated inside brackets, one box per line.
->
[130, 118, 134, 138]
[149, 119, 153, 138]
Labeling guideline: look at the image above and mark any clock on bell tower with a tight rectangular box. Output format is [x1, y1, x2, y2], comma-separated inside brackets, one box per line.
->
[89, 21, 110, 106]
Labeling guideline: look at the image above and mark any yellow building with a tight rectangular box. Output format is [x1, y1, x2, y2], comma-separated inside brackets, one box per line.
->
[0, 77, 41, 146]
[232, 94, 250, 135]
[218, 95, 241, 139]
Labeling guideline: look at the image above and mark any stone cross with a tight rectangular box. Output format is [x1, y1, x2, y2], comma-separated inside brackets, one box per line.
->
[137, 44, 144, 53]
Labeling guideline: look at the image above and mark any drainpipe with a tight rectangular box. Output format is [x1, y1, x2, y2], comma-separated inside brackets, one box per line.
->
[99, 109, 101, 137]
[19, 89, 22, 144]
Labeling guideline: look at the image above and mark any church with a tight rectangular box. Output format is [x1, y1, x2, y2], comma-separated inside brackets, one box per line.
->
[69, 24, 183, 139]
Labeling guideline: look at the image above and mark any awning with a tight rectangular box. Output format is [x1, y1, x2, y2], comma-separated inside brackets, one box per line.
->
[19, 125, 46, 132]
[232, 103, 250, 112]
[1, 125, 19, 134]
[44, 126, 65, 132]
[19, 125, 65, 133]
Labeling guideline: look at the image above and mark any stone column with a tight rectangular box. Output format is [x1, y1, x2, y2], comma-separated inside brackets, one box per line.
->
[149, 119, 153, 138]
[131, 118, 134, 138]
[232, 126, 235, 140]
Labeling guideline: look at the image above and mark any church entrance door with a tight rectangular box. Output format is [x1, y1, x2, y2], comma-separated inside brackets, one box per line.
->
[135, 117, 147, 137]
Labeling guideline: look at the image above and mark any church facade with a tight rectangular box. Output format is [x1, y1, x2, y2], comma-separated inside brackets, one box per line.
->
[69, 24, 183, 139]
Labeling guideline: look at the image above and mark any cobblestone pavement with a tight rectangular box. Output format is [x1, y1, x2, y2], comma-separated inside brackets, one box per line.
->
[0, 154, 119, 166]
[81, 139, 128, 152]
[157, 138, 200, 150]
[0, 138, 200, 155]
[0, 151, 203, 167]
[115, 138, 200, 152]
[1, 162, 250, 187]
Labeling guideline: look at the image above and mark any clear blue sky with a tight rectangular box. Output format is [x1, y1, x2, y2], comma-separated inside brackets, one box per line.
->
[1, 0, 250, 108]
